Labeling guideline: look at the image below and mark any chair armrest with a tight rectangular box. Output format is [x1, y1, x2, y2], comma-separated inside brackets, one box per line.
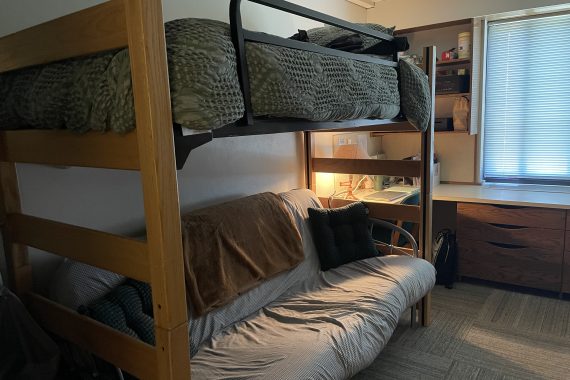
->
[369, 218, 419, 258]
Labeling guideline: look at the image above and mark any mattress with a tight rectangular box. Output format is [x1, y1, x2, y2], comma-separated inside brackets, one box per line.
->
[191, 254, 436, 379]
[0, 18, 412, 134]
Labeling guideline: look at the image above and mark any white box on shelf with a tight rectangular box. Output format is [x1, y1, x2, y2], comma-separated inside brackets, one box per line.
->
[433, 163, 441, 186]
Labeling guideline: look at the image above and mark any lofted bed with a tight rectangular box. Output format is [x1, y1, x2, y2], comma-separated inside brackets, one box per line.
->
[0, 0, 435, 379]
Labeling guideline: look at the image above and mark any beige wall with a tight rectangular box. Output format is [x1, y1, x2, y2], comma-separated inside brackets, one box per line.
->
[367, 0, 570, 29]
[0, 0, 366, 288]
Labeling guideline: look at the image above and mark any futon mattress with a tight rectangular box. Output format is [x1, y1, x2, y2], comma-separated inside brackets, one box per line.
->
[0, 19, 402, 133]
[191, 254, 435, 379]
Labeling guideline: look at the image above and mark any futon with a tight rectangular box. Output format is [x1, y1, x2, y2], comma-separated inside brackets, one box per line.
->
[51, 189, 435, 379]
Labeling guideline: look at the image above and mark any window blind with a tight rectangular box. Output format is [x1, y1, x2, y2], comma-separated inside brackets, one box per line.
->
[483, 13, 570, 185]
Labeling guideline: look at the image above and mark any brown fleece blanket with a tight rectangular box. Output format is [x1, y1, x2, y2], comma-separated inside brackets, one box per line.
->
[181, 192, 304, 316]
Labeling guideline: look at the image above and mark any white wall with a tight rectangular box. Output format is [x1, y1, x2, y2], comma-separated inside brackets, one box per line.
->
[0, 0, 366, 289]
[367, 0, 570, 29]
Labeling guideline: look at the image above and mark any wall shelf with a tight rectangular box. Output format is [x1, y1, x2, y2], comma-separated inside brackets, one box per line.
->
[437, 58, 470, 66]
[436, 92, 470, 98]
[371, 130, 468, 137]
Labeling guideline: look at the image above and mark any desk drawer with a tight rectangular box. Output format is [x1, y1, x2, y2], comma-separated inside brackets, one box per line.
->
[459, 239, 562, 291]
[458, 203, 565, 229]
[457, 216, 564, 252]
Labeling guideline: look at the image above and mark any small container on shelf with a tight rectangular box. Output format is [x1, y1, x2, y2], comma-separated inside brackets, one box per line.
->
[434, 118, 454, 132]
[436, 74, 470, 94]
[458, 32, 471, 59]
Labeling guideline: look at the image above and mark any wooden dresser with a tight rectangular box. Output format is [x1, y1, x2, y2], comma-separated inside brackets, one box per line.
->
[457, 203, 567, 292]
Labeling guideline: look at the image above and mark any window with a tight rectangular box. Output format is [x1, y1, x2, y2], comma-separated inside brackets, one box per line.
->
[483, 13, 570, 185]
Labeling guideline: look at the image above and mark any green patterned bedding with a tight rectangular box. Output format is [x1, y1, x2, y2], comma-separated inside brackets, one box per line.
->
[0, 19, 428, 133]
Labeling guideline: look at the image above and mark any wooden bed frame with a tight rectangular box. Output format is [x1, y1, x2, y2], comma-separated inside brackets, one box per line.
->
[0, 0, 435, 378]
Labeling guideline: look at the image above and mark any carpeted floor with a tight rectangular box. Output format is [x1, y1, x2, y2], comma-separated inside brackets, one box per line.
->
[352, 283, 570, 380]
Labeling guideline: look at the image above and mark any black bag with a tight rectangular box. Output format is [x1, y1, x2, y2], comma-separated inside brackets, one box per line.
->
[432, 229, 458, 289]
[0, 286, 60, 380]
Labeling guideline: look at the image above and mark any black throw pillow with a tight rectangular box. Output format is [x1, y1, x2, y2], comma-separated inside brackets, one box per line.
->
[308, 202, 379, 271]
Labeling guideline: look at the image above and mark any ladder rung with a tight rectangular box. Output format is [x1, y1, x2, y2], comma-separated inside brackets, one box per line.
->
[8, 213, 150, 282]
[0, 130, 140, 170]
[0, 0, 127, 73]
[27, 292, 157, 380]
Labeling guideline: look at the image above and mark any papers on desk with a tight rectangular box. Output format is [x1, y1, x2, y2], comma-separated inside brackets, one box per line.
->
[363, 191, 409, 202]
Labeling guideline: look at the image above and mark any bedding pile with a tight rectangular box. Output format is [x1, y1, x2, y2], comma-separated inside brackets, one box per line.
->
[181, 192, 304, 316]
[304, 23, 398, 55]
[0, 18, 429, 133]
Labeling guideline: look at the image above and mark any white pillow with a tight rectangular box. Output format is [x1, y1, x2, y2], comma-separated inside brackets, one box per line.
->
[49, 259, 125, 310]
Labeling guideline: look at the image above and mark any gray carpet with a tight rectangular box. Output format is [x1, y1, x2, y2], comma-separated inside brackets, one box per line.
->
[352, 283, 570, 380]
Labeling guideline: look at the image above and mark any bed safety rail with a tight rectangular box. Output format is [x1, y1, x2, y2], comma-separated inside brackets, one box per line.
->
[172, 0, 408, 166]
[230, 0, 397, 126]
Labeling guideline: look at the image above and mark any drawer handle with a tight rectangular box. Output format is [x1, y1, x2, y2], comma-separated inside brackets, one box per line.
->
[489, 223, 527, 230]
[487, 241, 527, 249]
[492, 204, 526, 210]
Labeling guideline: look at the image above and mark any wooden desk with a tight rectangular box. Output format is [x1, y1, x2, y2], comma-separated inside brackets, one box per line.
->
[332, 185, 420, 205]
[433, 184, 570, 209]
[433, 184, 570, 294]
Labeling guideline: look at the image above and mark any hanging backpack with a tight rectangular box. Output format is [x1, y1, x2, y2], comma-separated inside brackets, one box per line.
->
[432, 229, 458, 289]
[452, 96, 470, 131]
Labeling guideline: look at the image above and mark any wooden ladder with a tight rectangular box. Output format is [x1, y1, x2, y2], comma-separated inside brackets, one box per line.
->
[0, 0, 191, 378]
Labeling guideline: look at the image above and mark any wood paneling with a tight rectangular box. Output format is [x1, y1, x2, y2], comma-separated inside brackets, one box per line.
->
[457, 216, 564, 252]
[0, 0, 127, 73]
[312, 158, 421, 177]
[7, 213, 150, 282]
[27, 293, 158, 380]
[0, 130, 140, 170]
[457, 203, 565, 230]
[566, 210, 570, 231]
[459, 239, 562, 291]
[322, 197, 421, 223]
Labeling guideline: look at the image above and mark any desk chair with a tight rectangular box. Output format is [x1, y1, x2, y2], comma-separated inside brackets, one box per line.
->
[371, 192, 419, 248]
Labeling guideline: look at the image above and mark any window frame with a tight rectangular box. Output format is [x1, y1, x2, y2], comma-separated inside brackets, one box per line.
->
[475, 5, 570, 186]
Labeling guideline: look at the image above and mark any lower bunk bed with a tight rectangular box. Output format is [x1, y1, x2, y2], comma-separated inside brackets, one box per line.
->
[0, 0, 436, 378]
[49, 189, 435, 379]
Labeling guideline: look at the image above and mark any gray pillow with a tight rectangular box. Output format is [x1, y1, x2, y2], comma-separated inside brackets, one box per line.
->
[49, 259, 125, 311]
[306, 23, 396, 54]
[399, 59, 431, 131]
